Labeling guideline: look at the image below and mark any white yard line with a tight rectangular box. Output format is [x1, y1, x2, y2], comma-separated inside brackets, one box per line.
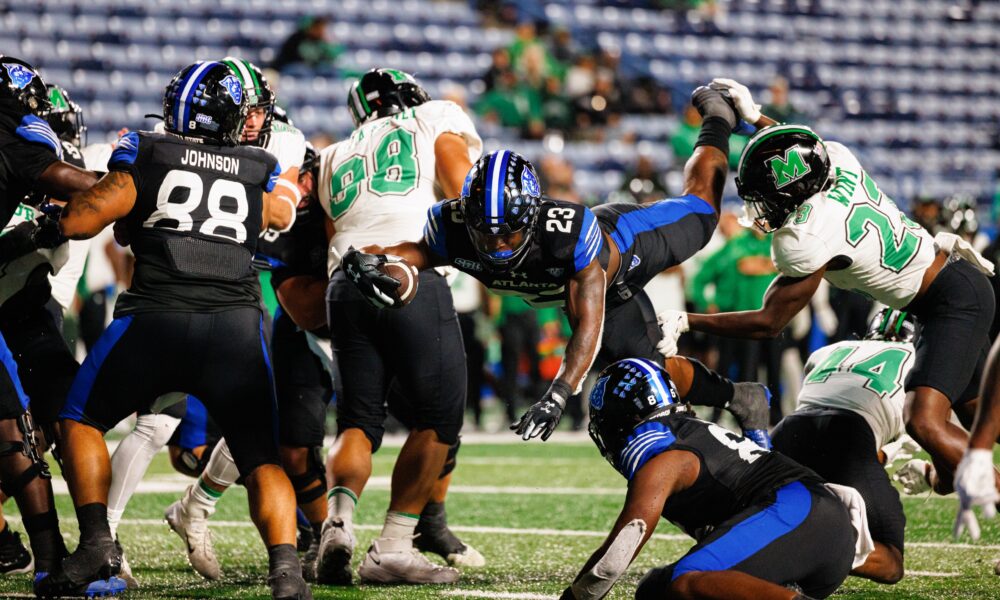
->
[442, 592, 557, 599]
[905, 570, 962, 577]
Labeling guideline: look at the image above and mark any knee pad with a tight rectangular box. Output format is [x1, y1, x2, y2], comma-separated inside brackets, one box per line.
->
[439, 436, 461, 479]
[0, 412, 51, 498]
[135, 413, 182, 448]
[289, 446, 327, 505]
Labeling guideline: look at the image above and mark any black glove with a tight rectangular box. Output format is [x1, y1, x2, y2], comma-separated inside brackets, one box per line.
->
[30, 202, 66, 250]
[511, 379, 573, 441]
[341, 246, 402, 309]
[690, 85, 738, 129]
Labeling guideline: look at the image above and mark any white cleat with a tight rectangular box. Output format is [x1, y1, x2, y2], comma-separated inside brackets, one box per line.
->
[165, 499, 221, 580]
[315, 518, 355, 585]
[357, 537, 460, 584]
[446, 543, 486, 568]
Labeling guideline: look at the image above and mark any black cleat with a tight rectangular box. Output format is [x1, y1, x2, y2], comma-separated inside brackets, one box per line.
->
[33, 539, 124, 598]
[415, 503, 485, 568]
[268, 566, 312, 600]
[301, 534, 319, 583]
[0, 528, 32, 574]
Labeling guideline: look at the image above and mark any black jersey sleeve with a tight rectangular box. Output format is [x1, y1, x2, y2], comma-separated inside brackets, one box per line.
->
[1, 114, 62, 184]
[539, 201, 602, 274]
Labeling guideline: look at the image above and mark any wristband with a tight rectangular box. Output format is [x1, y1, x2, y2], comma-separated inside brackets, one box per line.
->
[695, 116, 733, 156]
[547, 379, 573, 408]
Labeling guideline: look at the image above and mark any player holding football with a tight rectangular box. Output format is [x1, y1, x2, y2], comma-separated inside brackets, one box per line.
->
[36, 60, 310, 599]
[343, 84, 772, 448]
[657, 79, 998, 528]
[313, 68, 482, 585]
[772, 308, 920, 585]
[564, 359, 859, 600]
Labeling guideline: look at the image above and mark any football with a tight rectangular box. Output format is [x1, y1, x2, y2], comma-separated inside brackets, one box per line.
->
[379, 258, 419, 307]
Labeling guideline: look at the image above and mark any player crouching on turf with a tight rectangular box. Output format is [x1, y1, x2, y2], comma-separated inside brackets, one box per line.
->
[773, 307, 920, 585]
[563, 359, 866, 600]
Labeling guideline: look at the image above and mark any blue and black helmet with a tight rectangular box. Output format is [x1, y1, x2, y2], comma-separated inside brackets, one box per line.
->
[462, 150, 542, 272]
[0, 56, 51, 117]
[588, 358, 686, 470]
[163, 61, 249, 146]
[865, 307, 917, 343]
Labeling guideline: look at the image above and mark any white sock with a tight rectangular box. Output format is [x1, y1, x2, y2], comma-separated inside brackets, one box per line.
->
[326, 486, 358, 524]
[108, 413, 181, 536]
[378, 511, 419, 543]
[184, 439, 239, 519]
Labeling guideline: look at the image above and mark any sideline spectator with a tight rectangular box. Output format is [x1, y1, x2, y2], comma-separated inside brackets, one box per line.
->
[271, 16, 343, 73]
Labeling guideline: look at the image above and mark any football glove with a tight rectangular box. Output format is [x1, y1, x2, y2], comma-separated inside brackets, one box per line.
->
[690, 86, 737, 129]
[31, 202, 66, 250]
[893, 459, 932, 495]
[953, 449, 999, 541]
[655, 310, 688, 358]
[511, 380, 572, 441]
[341, 246, 403, 309]
[710, 78, 762, 125]
[881, 434, 920, 466]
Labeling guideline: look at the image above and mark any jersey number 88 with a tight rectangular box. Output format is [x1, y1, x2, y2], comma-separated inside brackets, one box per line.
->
[144, 169, 250, 243]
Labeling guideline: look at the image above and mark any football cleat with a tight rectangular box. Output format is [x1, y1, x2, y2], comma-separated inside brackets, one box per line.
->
[116, 548, 139, 589]
[301, 534, 320, 583]
[414, 504, 485, 568]
[0, 529, 32, 574]
[267, 566, 313, 600]
[315, 517, 355, 585]
[728, 383, 772, 449]
[357, 536, 460, 584]
[33, 539, 125, 598]
[165, 499, 220, 580]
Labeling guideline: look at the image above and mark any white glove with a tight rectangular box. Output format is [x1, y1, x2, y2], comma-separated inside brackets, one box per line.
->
[710, 78, 762, 124]
[881, 434, 920, 466]
[656, 310, 689, 358]
[893, 459, 932, 495]
[953, 449, 999, 541]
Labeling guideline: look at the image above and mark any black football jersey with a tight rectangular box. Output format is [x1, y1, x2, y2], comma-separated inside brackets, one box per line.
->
[108, 131, 279, 315]
[424, 198, 604, 307]
[257, 195, 329, 293]
[617, 412, 818, 538]
[0, 111, 62, 228]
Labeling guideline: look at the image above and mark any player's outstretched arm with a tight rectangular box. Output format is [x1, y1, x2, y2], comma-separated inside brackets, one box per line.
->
[60, 171, 137, 240]
[563, 450, 698, 600]
[512, 258, 605, 441]
[36, 159, 100, 200]
[681, 86, 739, 212]
[435, 132, 473, 199]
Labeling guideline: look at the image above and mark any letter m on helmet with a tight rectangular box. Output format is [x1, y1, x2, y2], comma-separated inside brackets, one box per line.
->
[766, 147, 812, 189]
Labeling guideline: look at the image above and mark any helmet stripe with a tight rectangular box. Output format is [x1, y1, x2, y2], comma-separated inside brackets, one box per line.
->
[176, 61, 214, 134]
[350, 84, 367, 121]
[625, 358, 672, 404]
[486, 151, 509, 225]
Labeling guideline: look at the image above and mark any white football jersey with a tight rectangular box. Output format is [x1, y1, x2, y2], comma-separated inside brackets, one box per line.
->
[771, 142, 936, 308]
[797, 339, 914, 448]
[266, 120, 306, 173]
[317, 100, 482, 274]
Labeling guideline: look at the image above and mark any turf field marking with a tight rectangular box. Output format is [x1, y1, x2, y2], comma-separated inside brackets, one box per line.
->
[442, 591, 556, 599]
[906, 570, 961, 577]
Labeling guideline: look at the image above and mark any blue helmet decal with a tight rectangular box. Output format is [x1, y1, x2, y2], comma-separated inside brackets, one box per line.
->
[220, 75, 243, 105]
[4, 63, 36, 89]
[590, 376, 609, 410]
[521, 166, 540, 197]
[461, 167, 475, 199]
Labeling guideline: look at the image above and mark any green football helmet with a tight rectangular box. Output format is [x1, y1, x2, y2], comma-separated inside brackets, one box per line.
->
[736, 125, 831, 232]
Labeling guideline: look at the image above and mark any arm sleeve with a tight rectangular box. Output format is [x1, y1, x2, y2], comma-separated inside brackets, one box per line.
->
[771, 228, 835, 278]
[423, 201, 449, 259]
[263, 157, 282, 193]
[106, 131, 143, 189]
[428, 101, 484, 162]
[9, 115, 61, 183]
[572, 206, 602, 273]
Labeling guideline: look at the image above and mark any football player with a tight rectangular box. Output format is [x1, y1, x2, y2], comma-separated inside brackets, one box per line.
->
[658, 78, 997, 512]
[36, 61, 310, 599]
[772, 308, 918, 585]
[343, 85, 772, 447]
[313, 68, 481, 585]
[0, 58, 123, 594]
[564, 359, 857, 600]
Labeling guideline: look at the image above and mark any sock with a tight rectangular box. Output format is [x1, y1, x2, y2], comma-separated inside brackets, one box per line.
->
[186, 477, 224, 520]
[108, 413, 181, 536]
[76, 503, 112, 547]
[326, 486, 357, 523]
[683, 358, 735, 409]
[22, 509, 66, 572]
[379, 510, 419, 541]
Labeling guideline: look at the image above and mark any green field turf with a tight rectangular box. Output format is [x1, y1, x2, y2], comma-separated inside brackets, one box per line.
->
[0, 439, 998, 599]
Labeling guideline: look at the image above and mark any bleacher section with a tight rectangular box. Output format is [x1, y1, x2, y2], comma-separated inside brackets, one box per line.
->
[3, 0, 998, 204]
